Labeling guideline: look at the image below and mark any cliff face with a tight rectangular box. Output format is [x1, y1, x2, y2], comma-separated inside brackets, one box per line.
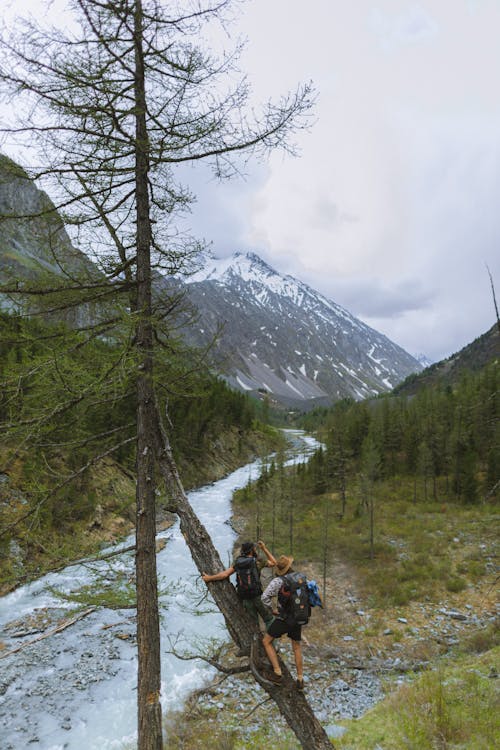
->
[0, 154, 104, 327]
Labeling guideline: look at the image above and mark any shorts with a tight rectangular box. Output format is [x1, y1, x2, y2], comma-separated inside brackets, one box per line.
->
[266, 616, 302, 642]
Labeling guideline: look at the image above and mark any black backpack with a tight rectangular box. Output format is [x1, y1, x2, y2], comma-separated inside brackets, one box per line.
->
[278, 571, 310, 626]
[234, 556, 262, 600]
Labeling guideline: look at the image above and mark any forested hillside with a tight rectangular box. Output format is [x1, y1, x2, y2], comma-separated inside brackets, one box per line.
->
[393, 323, 500, 397]
[305, 360, 499, 506]
[0, 311, 280, 592]
[234, 358, 498, 605]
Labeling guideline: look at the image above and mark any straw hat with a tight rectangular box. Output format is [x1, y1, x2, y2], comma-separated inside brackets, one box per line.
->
[274, 555, 293, 576]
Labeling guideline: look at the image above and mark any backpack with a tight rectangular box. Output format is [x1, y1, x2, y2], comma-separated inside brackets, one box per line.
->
[277, 571, 310, 626]
[307, 579, 323, 608]
[234, 556, 262, 600]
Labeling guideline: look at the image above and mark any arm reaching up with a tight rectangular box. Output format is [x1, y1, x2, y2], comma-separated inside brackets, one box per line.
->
[257, 540, 277, 567]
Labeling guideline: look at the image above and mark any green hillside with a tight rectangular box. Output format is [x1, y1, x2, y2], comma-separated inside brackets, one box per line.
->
[394, 324, 500, 397]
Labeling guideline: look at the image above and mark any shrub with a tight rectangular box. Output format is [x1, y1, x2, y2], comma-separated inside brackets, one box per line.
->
[445, 575, 467, 593]
[460, 622, 500, 654]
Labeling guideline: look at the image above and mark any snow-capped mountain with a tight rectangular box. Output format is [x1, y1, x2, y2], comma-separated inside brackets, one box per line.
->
[170, 251, 422, 408]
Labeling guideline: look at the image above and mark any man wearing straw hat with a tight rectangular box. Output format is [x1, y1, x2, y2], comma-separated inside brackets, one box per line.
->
[261, 554, 305, 690]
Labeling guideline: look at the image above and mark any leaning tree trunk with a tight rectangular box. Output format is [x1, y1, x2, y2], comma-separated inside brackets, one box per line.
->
[153, 407, 334, 750]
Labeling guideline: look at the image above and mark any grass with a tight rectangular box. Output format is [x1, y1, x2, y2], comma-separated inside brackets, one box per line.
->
[160, 646, 500, 750]
[337, 647, 500, 750]
[162, 706, 301, 750]
[232, 473, 498, 610]
[49, 578, 137, 610]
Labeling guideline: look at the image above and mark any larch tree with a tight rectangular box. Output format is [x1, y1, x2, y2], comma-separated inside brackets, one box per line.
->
[0, 2, 335, 749]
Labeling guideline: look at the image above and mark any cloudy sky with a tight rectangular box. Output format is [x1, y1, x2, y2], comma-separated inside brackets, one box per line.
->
[3, 0, 500, 363]
[185, 0, 500, 363]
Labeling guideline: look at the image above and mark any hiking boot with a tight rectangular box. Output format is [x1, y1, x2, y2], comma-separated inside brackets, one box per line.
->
[296, 678, 304, 690]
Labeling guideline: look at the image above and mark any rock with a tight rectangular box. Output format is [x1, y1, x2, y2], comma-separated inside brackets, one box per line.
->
[329, 678, 350, 692]
[324, 724, 346, 739]
[8, 540, 24, 572]
[440, 609, 467, 621]
[87, 503, 104, 530]
[449, 612, 467, 621]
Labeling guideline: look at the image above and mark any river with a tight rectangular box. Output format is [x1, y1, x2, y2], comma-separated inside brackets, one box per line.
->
[0, 431, 319, 750]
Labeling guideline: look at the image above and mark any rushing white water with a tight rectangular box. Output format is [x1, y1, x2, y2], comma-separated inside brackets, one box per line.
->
[0, 431, 318, 750]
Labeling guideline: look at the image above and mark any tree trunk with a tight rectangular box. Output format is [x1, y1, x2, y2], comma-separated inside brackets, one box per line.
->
[272, 489, 276, 552]
[153, 407, 334, 750]
[322, 496, 330, 608]
[134, 2, 162, 747]
[369, 496, 374, 560]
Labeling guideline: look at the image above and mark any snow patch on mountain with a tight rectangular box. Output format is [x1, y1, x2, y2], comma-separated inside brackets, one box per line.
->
[173, 251, 423, 407]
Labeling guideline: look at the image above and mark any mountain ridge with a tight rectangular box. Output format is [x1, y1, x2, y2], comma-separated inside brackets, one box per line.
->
[168, 250, 423, 408]
[394, 323, 500, 396]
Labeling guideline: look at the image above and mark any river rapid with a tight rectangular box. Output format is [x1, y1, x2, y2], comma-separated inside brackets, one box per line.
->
[0, 431, 319, 750]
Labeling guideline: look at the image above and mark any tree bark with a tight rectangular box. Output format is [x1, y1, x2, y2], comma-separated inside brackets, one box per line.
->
[134, 2, 162, 747]
[153, 407, 334, 750]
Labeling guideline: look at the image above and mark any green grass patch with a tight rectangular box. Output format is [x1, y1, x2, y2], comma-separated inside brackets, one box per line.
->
[338, 647, 500, 750]
[162, 706, 301, 749]
[232, 471, 498, 609]
[48, 571, 137, 610]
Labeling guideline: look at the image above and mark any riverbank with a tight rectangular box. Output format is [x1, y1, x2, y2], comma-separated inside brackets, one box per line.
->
[0, 424, 285, 595]
[1, 432, 496, 749]
[1, 444, 313, 750]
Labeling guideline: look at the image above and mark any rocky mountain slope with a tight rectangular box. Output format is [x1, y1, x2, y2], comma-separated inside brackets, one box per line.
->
[0, 154, 102, 327]
[168, 252, 422, 408]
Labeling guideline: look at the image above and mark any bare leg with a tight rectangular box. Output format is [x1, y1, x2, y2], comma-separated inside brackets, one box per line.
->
[291, 639, 303, 680]
[262, 633, 281, 674]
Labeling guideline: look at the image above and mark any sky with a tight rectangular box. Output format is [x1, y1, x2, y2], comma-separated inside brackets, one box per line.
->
[185, 0, 500, 363]
[3, 0, 500, 363]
